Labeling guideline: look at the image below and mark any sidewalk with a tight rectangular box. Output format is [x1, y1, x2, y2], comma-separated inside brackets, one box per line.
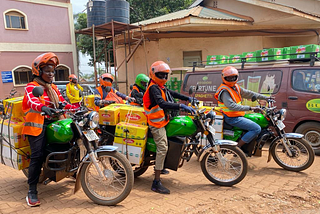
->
[0, 151, 319, 214]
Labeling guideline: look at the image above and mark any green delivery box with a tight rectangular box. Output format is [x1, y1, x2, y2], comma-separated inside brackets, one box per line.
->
[229, 54, 242, 64]
[255, 48, 283, 62]
[290, 44, 320, 59]
[282, 47, 291, 60]
[242, 52, 256, 62]
[207, 55, 229, 65]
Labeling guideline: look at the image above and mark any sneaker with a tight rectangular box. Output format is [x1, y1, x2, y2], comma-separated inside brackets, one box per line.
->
[26, 190, 41, 207]
[151, 180, 170, 194]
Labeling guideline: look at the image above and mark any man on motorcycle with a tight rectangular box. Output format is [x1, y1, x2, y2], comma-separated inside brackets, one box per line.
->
[214, 66, 268, 149]
[66, 74, 83, 108]
[143, 61, 196, 194]
[22, 52, 77, 207]
[129, 73, 149, 106]
[94, 73, 135, 108]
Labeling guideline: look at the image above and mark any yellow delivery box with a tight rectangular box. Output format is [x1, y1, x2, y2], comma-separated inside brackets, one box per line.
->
[0, 145, 31, 170]
[99, 103, 124, 125]
[114, 122, 148, 148]
[84, 95, 96, 110]
[0, 119, 29, 148]
[119, 105, 147, 125]
[3, 96, 25, 121]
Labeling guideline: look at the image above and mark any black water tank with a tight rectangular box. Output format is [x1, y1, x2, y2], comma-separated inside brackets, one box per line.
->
[106, 0, 130, 24]
[87, 0, 106, 27]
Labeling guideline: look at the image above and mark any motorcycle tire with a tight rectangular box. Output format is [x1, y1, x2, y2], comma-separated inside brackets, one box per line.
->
[270, 137, 315, 172]
[80, 151, 134, 206]
[200, 145, 248, 186]
[22, 168, 46, 183]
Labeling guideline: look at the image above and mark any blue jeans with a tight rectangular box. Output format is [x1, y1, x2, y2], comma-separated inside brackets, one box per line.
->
[223, 114, 261, 143]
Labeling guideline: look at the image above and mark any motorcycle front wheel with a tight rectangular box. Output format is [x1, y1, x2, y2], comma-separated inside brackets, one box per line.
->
[200, 145, 248, 186]
[270, 137, 315, 172]
[80, 151, 134, 206]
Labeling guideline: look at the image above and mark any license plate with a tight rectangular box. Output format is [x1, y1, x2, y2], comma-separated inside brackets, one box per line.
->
[276, 120, 285, 130]
[83, 130, 99, 141]
[208, 125, 216, 135]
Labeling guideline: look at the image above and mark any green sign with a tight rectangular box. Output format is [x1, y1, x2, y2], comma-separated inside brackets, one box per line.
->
[306, 99, 320, 113]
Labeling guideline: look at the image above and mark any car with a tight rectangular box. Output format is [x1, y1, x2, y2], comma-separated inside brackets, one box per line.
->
[53, 81, 96, 102]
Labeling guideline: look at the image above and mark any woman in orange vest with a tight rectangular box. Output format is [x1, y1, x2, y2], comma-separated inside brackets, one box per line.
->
[22, 53, 76, 207]
[143, 61, 196, 194]
[214, 66, 268, 149]
[129, 73, 149, 106]
[94, 73, 135, 108]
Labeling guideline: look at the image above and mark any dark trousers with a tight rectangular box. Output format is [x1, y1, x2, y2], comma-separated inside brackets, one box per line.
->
[27, 120, 51, 190]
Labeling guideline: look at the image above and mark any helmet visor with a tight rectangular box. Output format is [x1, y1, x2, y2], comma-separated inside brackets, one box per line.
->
[224, 75, 238, 82]
[103, 77, 113, 83]
[155, 72, 169, 80]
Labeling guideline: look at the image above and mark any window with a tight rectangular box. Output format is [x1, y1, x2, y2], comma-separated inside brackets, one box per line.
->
[13, 67, 32, 85]
[183, 51, 202, 67]
[55, 65, 70, 81]
[4, 10, 27, 30]
[292, 69, 320, 93]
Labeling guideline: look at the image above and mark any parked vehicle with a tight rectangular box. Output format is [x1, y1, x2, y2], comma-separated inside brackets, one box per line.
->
[22, 87, 134, 206]
[181, 61, 320, 151]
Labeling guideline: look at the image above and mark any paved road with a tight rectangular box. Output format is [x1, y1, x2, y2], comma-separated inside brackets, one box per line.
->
[0, 151, 319, 214]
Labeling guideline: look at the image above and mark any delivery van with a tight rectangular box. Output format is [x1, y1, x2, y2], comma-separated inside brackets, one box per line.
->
[180, 61, 320, 150]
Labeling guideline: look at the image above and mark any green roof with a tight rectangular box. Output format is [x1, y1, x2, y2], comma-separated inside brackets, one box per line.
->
[135, 6, 251, 26]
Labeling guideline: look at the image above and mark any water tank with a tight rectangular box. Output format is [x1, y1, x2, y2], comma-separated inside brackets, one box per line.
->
[106, 0, 130, 24]
[87, 0, 106, 27]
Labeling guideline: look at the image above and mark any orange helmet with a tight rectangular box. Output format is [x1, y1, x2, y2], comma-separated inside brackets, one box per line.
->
[32, 52, 59, 76]
[100, 73, 114, 87]
[222, 66, 239, 87]
[69, 74, 77, 81]
[149, 61, 171, 87]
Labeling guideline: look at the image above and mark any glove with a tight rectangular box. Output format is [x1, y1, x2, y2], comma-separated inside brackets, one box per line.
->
[250, 106, 263, 113]
[127, 97, 136, 103]
[188, 97, 199, 105]
[41, 106, 56, 116]
[180, 104, 196, 115]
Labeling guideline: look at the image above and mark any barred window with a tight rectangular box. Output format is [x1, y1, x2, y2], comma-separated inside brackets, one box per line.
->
[13, 67, 32, 85]
[4, 10, 27, 30]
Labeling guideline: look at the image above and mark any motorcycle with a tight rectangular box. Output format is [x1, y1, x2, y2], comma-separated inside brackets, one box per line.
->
[220, 96, 315, 172]
[22, 86, 134, 205]
[110, 87, 248, 187]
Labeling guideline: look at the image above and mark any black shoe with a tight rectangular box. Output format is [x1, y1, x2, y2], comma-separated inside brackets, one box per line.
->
[151, 180, 170, 194]
[26, 190, 40, 207]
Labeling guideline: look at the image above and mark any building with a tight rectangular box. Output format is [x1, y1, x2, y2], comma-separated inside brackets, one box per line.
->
[0, 0, 77, 99]
[115, 0, 320, 92]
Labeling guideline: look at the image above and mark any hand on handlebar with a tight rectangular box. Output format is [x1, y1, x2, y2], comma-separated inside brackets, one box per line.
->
[188, 97, 199, 105]
[41, 106, 57, 116]
[250, 106, 263, 113]
[180, 104, 196, 115]
[100, 100, 115, 105]
[126, 97, 136, 103]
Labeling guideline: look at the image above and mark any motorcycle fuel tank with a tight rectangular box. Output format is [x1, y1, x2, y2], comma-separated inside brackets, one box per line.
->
[46, 118, 74, 144]
[244, 113, 269, 128]
[166, 116, 197, 137]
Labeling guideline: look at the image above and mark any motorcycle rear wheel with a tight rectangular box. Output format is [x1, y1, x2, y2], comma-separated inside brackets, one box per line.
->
[200, 145, 248, 186]
[80, 151, 134, 206]
[270, 137, 315, 172]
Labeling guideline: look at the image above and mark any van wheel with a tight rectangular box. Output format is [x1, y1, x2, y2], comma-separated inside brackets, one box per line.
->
[296, 122, 320, 148]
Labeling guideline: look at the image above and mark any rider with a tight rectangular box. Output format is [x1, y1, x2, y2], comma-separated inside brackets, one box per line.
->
[66, 74, 83, 108]
[143, 61, 196, 194]
[22, 52, 77, 207]
[129, 73, 149, 106]
[94, 73, 135, 108]
[214, 66, 268, 149]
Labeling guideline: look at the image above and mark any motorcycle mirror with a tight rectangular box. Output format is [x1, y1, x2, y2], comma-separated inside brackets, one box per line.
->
[105, 86, 111, 93]
[188, 86, 194, 95]
[32, 86, 44, 97]
[252, 95, 257, 102]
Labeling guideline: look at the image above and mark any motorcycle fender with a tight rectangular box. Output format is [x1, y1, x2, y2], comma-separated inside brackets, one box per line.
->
[198, 140, 238, 162]
[215, 139, 238, 146]
[96, 145, 118, 152]
[284, 133, 304, 139]
[198, 144, 215, 162]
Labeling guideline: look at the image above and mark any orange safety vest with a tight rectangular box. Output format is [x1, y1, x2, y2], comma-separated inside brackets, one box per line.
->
[214, 83, 245, 117]
[129, 85, 140, 106]
[97, 86, 124, 104]
[21, 81, 60, 136]
[143, 81, 169, 128]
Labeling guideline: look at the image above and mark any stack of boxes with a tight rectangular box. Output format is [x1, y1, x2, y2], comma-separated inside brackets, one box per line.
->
[167, 77, 182, 93]
[206, 55, 229, 65]
[84, 94, 96, 110]
[1, 96, 31, 170]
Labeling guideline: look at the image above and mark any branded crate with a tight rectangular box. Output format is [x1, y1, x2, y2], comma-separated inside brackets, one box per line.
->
[207, 55, 229, 65]
[256, 48, 283, 62]
[242, 52, 256, 62]
[229, 54, 242, 64]
[290, 44, 320, 59]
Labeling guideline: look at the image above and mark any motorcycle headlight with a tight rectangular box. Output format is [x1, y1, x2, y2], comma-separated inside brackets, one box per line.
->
[88, 111, 99, 129]
[279, 109, 287, 121]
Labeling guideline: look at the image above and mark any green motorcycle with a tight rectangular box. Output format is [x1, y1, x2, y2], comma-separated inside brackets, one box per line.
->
[222, 96, 315, 172]
[22, 87, 134, 206]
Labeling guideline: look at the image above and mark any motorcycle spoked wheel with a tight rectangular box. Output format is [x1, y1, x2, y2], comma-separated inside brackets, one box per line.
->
[80, 151, 134, 206]
[270, 137, 315, 172]
[200, 145, 248, 186]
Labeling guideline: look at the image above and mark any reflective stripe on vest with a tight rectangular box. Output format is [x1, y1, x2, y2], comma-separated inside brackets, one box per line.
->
[143, 82, 169, 128]
[24, 122, 43, 129]
[214, 83, 245, 117]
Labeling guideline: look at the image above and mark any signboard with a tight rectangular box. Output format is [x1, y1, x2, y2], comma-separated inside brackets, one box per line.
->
[1, 71, 13, 83]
